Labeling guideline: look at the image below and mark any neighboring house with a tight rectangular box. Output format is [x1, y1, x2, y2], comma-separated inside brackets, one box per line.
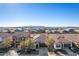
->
[9, 29, 15, 33]
[30, 29, 38, 33]
[54, 36, 73, 50]
[51, 29, 64, 33]
[45, 30, 51, 33]
[15, 28, 23, 32]
[57, 30, 64, 33]
[23, 28, 29, 32]
[51, 30, 56, 33]
[0, 33, 12, 42]
[2, 29, 9, 33]
[33, 34, 47, 48]
[74, 29, 79, 33]
[12, 32, 30, 48]
[0, 29, 2, 33]
[12, 32, 29, 42]
[48, 34, 79, 50]
[0, 33, 12, 48]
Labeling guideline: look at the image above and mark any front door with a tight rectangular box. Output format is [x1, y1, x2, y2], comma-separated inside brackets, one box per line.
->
[39, 43, 47, 48]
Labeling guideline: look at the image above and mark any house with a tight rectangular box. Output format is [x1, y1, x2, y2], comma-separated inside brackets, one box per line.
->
[9, 28, 15, 33]
[2, 29, 9, 33]
[54, 36, 73, 50]
[0, 33, 12, 42]
[0, 29, 2, 33]
[74, 29, 79, 33]
[57, 30, 64, 33]
[51, 30, 56, 33]
[12, 32, 29, 42]
[0, 33, 12, 48]
[23, 28, 29, 32]
[15, 29, 23, 32]
[33, 34, 47, 48]
[12, 32, 30, 48]
[45, 30, 51, 33]
[48, 34, 79, 50]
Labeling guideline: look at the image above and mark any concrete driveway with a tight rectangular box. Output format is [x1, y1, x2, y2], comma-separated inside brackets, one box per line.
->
[39, 47, 48, 56]
[64, 48, 77, 56]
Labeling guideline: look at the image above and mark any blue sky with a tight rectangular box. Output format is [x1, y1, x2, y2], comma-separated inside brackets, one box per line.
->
[0, 3, 79, 27]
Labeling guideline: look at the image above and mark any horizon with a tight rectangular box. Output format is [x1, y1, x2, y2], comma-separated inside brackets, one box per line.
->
[0, 3, 79, 27]
[0, 25, 79, 27]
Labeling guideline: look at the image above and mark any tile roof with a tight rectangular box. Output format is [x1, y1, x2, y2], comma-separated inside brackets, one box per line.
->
[0, 33, 11, 37]
[57, 36, 72, 43]
[34, 34, 46, 43]
[12, 32, 29, 37]
[0, 33, 12, 41]
[48, 34, 79, 43]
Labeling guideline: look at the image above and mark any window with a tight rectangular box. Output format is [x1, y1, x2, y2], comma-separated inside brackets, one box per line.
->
[54, 43, 62, 49]
[56, 44, 61, 48]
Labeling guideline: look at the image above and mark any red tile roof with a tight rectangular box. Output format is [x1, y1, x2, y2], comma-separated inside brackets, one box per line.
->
[57, 36, 72, 43]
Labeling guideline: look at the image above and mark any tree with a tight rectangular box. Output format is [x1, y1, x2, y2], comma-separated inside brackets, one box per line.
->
[3, 38, 13, 48]
[19, 38, 35, 49]
[45, 36, 55, 51]
[76, 42, 79, 48]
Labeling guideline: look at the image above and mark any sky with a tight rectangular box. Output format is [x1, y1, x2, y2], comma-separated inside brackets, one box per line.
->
[0, 3, 79, 27]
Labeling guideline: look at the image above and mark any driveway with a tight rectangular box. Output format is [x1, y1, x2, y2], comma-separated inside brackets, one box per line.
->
[64, 48, 77, 56]
[39, 47, 48, 56]
[4, 50, 18, 56]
